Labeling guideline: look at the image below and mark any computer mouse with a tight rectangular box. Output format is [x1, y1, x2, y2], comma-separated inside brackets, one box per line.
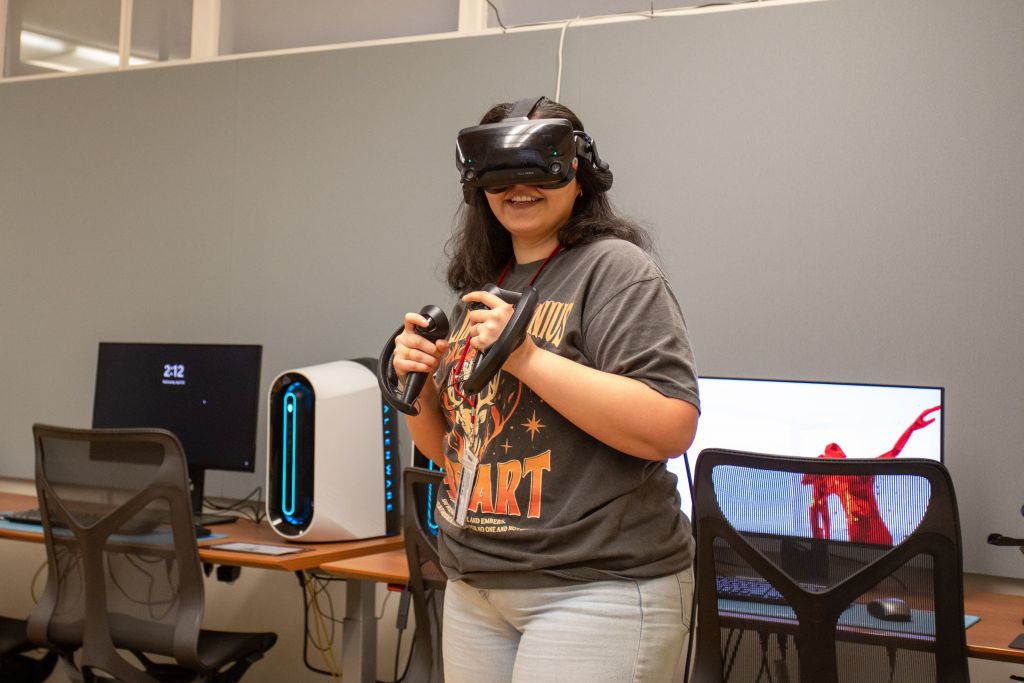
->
[867, 597, 912, 622]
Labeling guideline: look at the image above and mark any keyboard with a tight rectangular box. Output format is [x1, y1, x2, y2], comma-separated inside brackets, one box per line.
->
[2, 507, 210, 538]
[4, 507, 52, 525]
[4, 506, 120, 527]
[716, 575, 827, 605]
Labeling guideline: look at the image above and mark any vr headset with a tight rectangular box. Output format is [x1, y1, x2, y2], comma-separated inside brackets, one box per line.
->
[455, 96, 609, 202]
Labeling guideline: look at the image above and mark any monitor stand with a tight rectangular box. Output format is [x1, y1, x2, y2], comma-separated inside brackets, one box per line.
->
[189, 467, 240, 527]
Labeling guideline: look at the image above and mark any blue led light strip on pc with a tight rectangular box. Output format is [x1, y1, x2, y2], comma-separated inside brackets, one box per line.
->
[282, 386, 299, 516]
[427, 461, 441, 534]
[383, 404, 393, 513]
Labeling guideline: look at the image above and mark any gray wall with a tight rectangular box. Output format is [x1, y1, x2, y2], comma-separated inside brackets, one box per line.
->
[2, 0, 1022, 577]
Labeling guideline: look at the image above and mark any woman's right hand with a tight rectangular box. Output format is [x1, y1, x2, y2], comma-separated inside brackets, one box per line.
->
[393, 312, 449, 388]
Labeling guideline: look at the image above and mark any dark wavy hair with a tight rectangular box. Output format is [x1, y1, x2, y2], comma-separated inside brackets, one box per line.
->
[444, 97, 651, 292]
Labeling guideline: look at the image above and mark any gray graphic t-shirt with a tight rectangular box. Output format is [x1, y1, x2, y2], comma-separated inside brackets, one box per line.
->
[433, 237, 700, 588]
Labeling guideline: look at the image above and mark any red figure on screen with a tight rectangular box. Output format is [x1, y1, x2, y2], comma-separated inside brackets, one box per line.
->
[802, 405, 941, 545]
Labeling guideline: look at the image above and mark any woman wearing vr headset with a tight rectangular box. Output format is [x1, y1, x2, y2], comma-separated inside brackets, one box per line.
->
[392, 96, 700, 682]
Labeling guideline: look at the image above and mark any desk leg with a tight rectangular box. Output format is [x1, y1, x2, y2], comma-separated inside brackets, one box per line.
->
[342, 579, 377, 683]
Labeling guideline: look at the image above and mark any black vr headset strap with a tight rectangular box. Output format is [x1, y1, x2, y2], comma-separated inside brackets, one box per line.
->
[506, 96, 545, 120]
[576, 132, 610, 172]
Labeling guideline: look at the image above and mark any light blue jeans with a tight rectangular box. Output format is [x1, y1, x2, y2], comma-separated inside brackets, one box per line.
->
[442, 568, 694, 683]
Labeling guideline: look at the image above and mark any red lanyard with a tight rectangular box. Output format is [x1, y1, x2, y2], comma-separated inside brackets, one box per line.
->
[495, 243, 562, 289]
[451, 244, 562, 415]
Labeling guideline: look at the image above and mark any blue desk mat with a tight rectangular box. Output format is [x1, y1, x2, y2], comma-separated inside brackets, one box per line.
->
[718, 599, 980, 634]
[0, 515, 227, 543]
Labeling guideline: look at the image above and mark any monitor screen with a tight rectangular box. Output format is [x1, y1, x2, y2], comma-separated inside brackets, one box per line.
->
[92, 342, 262, 473]
[668, 377, 943, 543]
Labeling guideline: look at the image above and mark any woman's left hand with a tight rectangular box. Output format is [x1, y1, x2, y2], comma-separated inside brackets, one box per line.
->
[462, 289, 515, 352]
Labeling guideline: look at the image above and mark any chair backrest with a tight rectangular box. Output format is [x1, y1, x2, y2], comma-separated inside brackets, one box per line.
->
[690, 448, 969, 683]
[27, 424, 207, 682]
[402, 465, 447, 683]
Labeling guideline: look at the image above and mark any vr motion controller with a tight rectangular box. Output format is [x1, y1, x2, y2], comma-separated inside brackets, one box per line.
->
[455, 96, 609, 202]
[377, 285, 538, 415]
[378, 306, 450, 416]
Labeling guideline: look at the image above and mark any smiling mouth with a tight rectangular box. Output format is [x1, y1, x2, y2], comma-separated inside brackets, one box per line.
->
[507, 195, 542, 206]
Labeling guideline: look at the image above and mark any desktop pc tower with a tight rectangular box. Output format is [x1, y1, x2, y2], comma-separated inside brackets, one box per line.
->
[266, 359, 399, 542]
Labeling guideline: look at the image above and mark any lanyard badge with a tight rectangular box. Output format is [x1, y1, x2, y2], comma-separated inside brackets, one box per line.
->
[453, 424, 480, 527]
[449, 347, 479, 529]
[453, 448, 478, 527]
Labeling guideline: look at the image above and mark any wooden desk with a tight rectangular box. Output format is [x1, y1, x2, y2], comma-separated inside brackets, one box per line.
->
[1, 490, 402, 571]
[965, 591, 1024, 663]
[1, 490, 402, 682]
[319, 548, 410, 584]
[194, 520, 402, 572]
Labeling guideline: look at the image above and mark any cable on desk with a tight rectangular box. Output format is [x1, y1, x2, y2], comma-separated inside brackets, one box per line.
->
[306, 572, 400, 623]
[311, 579, 341, 678]
[43, 548, 84, 615]
[310, 573, 342, 678]
[376, 589, 393, 621]
[110, 553, 179, 621]
[306, 573, 348, 627]
[294, 571, 432, 682]
[202, 485, 264, 523]
[383, 587, 412, 683]
[299, 570, 341, 678]
[31, 559, 47, 603]
[381, 585, 447, 683]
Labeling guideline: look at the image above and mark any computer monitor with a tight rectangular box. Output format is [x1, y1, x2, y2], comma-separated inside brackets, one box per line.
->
[92, 342, 262, 523]
[668, 377, 944, 544]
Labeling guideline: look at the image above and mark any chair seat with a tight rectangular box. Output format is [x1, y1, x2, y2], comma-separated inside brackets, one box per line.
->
[45, 614, 276, 671]
[108, 616, 276, 671]
[0, 616, 30, 657]
[195, 629, 277, 670]
[2, 615, 57, 683]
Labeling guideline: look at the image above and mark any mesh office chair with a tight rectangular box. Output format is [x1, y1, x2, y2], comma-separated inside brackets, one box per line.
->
[0, 616, 56, 682]
[27, 424, 277, 683]
[402, 466, 448, 683]
[690, 448, 969, 683]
